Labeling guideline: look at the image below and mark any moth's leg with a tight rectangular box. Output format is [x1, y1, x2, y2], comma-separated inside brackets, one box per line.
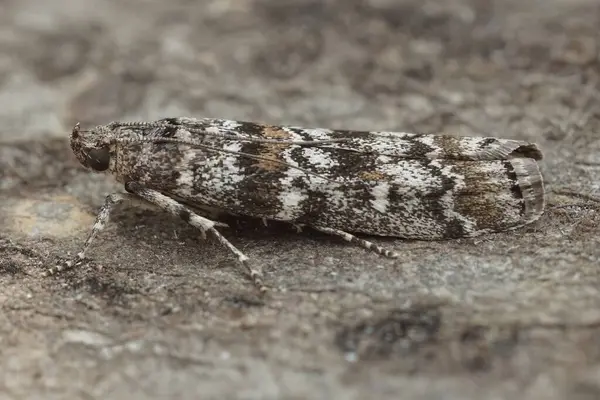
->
[44, 192, 229, 276]
[44, 192, 139, 276]
[124, 181, 267, 293]
[309, 225, 399, 258]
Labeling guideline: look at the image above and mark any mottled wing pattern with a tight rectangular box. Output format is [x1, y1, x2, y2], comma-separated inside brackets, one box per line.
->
[149, 117, 543, 161]
[112, 117, 545, 239]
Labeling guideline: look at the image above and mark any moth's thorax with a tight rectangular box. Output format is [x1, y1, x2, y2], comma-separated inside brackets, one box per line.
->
[110, 138, 198, 189]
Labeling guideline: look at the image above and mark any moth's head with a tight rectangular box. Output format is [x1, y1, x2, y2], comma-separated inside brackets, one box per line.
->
[70, 123, 116, 173]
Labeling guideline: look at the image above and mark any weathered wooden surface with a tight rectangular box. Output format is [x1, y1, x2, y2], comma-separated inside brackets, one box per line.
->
[1, 1, 600, 398]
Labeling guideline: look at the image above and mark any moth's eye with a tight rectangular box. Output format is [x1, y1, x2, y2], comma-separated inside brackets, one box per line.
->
[87, 147, 111, 171]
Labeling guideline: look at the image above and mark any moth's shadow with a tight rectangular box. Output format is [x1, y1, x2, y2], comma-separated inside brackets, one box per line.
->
[110, 208, 398, 251]
[218, 214, 399, 246]
[109, 209, 299, 245]
[222, 215, 318, 243]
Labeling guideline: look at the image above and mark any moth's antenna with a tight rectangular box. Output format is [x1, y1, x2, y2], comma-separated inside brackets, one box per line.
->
[115, 136, 338, 183]
[182, 127, 350, 145]
[109, 121, 351, 145]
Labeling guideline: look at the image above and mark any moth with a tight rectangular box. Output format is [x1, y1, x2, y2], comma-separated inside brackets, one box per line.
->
[49, 117, 546, 293]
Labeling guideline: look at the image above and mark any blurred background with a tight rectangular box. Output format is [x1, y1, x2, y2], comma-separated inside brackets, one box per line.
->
[3, 0, 597, 139]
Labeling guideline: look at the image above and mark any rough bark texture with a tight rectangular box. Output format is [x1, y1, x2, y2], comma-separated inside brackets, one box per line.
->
[1, 0, 600, 399]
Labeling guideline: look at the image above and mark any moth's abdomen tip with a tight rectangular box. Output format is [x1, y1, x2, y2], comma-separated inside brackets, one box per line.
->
[487, 140, 544, 161]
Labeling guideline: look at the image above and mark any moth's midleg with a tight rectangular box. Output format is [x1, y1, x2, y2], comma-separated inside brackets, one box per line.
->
[124, 182, 267, 293]
[309, 225, 399, 259]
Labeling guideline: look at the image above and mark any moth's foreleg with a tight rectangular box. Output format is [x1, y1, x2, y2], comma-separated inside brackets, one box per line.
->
[309, 225, 399, 259]
[123, 181, 267, 293]
[44, 192, 139, 276]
